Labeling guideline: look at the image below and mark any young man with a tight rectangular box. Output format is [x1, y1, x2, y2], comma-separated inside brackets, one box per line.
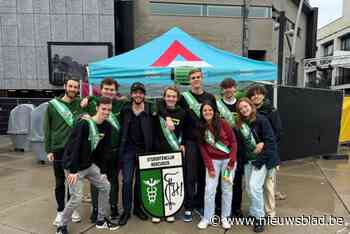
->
[216, 78, 245, 218]
[81, 77, 126, 222]
[152, 86, 186, 223]
[178, 68, 217, 222]
[247, 85, 283, 218]
[44, 78, 82, 226]
[118, 82, 156, 226]
[56, 97, 119, 234]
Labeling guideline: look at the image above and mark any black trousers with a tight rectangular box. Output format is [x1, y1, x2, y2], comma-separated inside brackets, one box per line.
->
[231, 165, 244, 215]
[184, 140, 205, 210]
[53, 149, 70, 212]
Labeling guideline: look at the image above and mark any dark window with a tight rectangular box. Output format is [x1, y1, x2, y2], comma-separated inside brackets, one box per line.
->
[323, 42, 334, 57]
[47, 42, 112, 86]
[337, 68, 350, 85]
[150, 2, 203, 16]
[207, 5, 242, 17]
[341, 36, 350, 51]
[248, 7, 272, 18]
[248, 50, 266, 61]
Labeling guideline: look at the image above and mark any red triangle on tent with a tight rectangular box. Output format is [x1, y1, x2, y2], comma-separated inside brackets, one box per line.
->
[152, 40, 201, 67]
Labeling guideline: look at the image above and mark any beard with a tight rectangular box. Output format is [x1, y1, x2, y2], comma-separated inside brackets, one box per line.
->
[133, 97, 144, 105]
[65, 90, 78, 99]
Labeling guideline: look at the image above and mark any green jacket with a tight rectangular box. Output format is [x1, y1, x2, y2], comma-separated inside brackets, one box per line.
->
[44, 96, 82, 153]
[84, 96, 127, 148]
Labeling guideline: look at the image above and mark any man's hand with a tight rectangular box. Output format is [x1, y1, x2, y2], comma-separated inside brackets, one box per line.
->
[80, 97, 89, 108]
[180, 145, 186, 155]
[254, 142, 264, 154]
[67, 173, 79, 185]
[47, 153, 54, 161]
[165, 117, 175, 131]
[81, 114, 91, 120]
[208, 169, 216, 178]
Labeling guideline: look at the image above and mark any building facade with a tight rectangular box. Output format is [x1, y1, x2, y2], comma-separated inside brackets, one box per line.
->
[0, 0, 115, 91]
[133, 0, 317, 86]
[312, 0, 350, 90]
[0, 0, 317, 94]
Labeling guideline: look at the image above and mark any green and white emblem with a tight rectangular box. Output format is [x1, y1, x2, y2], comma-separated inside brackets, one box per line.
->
[138, 152, 184, 218]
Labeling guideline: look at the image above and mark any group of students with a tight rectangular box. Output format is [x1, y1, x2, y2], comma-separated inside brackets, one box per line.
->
[44, 68, 283, 234]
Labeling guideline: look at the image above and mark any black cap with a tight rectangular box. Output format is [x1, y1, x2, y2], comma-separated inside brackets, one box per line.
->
[130, 82, 146, 94]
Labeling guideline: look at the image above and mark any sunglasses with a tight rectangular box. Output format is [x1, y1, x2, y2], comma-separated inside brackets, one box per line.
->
[190, 76, 201, 80]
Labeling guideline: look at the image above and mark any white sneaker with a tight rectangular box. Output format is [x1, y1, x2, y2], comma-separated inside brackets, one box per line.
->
[151, 217, 161, 223]
[222, 218, 231, 229]
[197, 218, 209, 229]
[53, 212, 63, 226]
[72, 210, 81, 223]
[166, 216, 175, 223]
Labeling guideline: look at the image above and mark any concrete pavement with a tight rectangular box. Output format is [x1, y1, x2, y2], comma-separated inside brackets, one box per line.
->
[0, 135, 350, 234]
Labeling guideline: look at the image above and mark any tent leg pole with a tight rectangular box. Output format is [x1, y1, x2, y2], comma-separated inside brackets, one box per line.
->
[79, 80, 82, 98]
[273, 80, 278, 109]
[89, 84, 93, 96]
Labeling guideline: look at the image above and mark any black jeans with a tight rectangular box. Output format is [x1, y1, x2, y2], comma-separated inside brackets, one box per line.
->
[121, 150, 141, 213]
[53, 150, 70, 212]
[231, 165, 244, 215]
[91, 150, 119, 211]
[184, 140, 205, 210]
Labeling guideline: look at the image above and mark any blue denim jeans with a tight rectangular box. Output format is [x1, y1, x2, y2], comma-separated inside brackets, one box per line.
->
[244, 162, 267, 219]
[204, 159, 235, 221]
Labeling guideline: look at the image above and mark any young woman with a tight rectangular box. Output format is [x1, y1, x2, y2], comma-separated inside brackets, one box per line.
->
[197, 102, 237, 230]
[236, 98, 278, 233]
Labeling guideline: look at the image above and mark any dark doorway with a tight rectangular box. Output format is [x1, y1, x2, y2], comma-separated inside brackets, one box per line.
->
[248, 50, 266, 61]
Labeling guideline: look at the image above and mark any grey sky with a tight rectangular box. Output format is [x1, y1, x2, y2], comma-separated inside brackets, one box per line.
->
[309, 0, 343, 28]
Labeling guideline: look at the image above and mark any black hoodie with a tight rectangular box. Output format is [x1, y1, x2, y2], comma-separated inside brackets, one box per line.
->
[63, 119, 112, 174]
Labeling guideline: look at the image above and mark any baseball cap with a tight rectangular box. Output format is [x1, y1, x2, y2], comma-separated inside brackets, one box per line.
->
[130, 82, 146, 94]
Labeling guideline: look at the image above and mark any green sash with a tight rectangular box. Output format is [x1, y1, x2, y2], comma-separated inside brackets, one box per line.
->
[205, 130, 231, 154]
[86, 119, 100, 152]
[49, 99, 74, 127]
[107, 113, 120, 132]
[240, 123, 257, 161]
[216, 99, 237, 128]
[182, 91, 201, 118]
[159, 117, 181, 151]
[216, 99, 257, 161]
[90, 97, 120, 132]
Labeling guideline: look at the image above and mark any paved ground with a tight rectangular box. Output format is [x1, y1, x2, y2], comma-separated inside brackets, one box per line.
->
[0, 135, 350, 234]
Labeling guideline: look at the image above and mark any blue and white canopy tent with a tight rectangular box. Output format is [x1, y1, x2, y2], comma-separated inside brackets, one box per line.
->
[87, 27, 277, 101]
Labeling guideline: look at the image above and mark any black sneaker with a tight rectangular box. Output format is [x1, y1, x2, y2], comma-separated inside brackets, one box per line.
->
[96, 218, 120, 231]
[56, 226, 68, 234]
[118, 212, 130, 226]
[133, 209, 148, 221]
[110, 206, 119, 220]
[253, 219, 265, 233]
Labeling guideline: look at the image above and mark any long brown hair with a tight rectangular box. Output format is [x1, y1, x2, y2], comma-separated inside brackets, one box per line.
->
[198, 102, 221, 144]
[236, 98, 257, 128]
